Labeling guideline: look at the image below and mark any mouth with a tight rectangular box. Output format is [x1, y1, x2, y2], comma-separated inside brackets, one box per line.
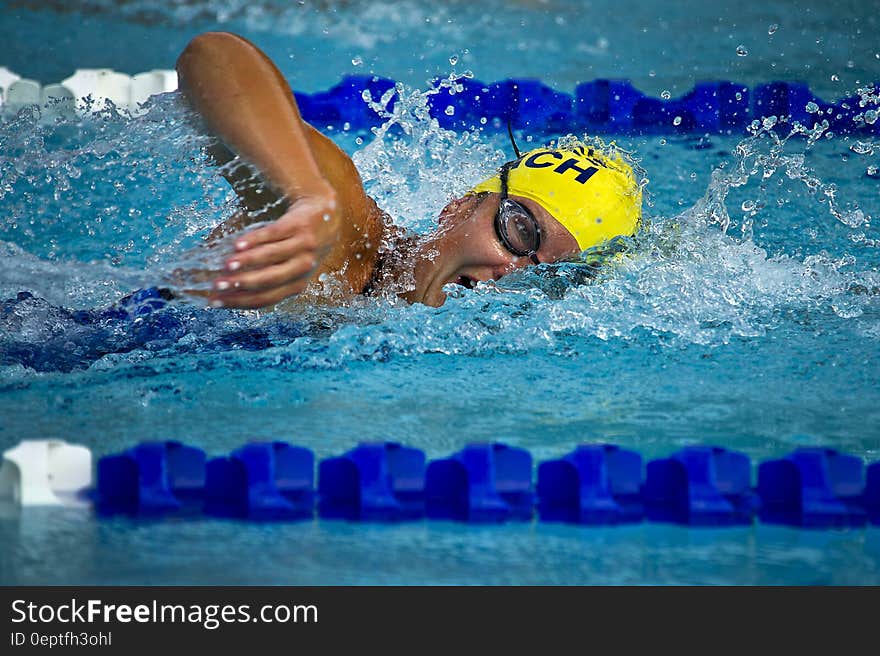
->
[453, 275, 477, 290]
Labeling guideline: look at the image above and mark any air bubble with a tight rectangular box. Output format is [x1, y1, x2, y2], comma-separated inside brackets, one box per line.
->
[768, 23, 779, 35]
[480, 117, 487, 124]
[449, 54, 459, 66]
[831, 74, 839, 82]
[736, 45, 749, 57]
[673, 116, 682, 126]
[351, 56, 363, 66]
[805, 101, 820, 113]
[660, 90, 671, 100]
[444, 105, 455, 116]
[864, 109, 878, 124]
[741, 200, 756, 212]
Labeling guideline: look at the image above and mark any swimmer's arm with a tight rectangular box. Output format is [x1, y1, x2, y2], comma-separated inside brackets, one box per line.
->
[176, 31, 372, 308]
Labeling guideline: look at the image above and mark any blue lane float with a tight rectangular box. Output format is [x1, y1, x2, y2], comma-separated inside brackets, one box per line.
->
[295, 74, 397, 130]
[643, 447, 758, 526]
[425, 443, 534, 522]
[536, 444, 643, 524]
[204, 442, 314, 520]
[96, 441, 205, 516]
[866, 463, 880, 524]
[753, 81, 825, 126]
[757, 448, 868, 528]
[678, 81, 750, 132]
[318, 442, 425, 520]
[293, 75, 879, 136]
[82, 440, 880, 527]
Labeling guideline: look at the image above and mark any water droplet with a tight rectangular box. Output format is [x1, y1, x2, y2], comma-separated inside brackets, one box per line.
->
[805, 101, 820, 113]
[851, 140, 874, 155]
[449, 54, 459, 66]
[768, 23, 779, 35]
[660, 90, 671, 100]
[444, 105, 455, 116]
[342, 121, 351, 131]
[736, 45, 749, 57]
[323, 213, 331, 222]
[351, 56, 363, 66]
[673, 116, 682, 126]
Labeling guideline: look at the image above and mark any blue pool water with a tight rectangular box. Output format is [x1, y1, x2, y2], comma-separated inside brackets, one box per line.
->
[1, 0, 880, 584]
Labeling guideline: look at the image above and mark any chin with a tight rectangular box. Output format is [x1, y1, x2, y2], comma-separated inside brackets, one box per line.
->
[422, 289, 448, 308]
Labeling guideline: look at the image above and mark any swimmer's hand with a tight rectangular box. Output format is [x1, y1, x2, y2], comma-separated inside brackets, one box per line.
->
[208, 186, 340, 309]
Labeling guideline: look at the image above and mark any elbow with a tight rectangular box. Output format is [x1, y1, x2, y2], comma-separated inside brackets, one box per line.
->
[176, 31, 246, 81]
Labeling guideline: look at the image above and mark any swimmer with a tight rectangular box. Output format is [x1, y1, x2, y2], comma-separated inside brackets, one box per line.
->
[175, 32, 642, 309]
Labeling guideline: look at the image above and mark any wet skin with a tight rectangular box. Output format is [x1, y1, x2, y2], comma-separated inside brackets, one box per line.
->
[176, 31, 579, 310]
[404, 193, 580, 307]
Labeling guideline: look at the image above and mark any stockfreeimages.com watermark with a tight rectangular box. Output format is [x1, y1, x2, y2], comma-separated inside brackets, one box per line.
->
[10, 598, 318, 632]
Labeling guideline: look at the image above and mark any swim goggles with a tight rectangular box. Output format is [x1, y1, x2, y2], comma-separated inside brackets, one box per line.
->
[494, 160, 542, 265]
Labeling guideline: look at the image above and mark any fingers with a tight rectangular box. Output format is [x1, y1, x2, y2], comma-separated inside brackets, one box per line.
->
[223, 234, 317, 274]
[214, 253, 317, 294]
[207, 278, 312, 310]
[204, 190, 339, 309]
[232, 194, 337, 252]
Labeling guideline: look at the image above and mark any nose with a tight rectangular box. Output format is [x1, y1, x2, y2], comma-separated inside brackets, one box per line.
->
[490, 254, 534, 281]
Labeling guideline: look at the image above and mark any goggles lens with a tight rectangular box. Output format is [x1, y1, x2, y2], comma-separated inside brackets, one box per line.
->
[496, 198, 541, 257]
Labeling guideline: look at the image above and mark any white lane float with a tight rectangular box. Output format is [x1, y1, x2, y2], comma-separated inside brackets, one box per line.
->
[0, 66, 179, 115]
[0, 439, 93, 507]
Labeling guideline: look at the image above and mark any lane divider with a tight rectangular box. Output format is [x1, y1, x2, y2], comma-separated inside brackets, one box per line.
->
[0, 439, 92, 507]
[1, 66, 877, 135]
[2, 439, 879, 527]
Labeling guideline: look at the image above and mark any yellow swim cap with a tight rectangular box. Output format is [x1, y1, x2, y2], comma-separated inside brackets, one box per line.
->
[470, 143, 642, 252]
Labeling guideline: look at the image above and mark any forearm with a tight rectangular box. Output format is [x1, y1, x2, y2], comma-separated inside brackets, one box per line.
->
[176, 31, 331, 202]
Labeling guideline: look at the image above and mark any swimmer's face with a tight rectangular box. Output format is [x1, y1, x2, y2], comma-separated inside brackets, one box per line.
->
[407, 192, 580, 307]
